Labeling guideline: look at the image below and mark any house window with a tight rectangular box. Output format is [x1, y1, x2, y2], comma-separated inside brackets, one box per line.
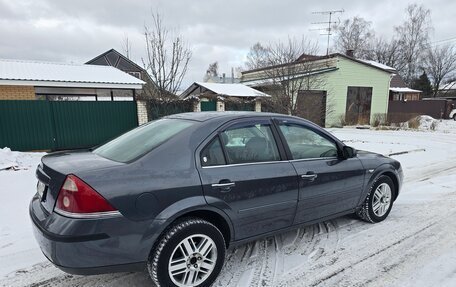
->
[404, 93, 419, 101]
[392, 93, 402, 101]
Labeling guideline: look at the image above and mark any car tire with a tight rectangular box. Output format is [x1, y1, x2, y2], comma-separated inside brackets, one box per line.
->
[148, 217, 226, 287]
[356, 175, 395, 223]
[453, 114, 456, 121]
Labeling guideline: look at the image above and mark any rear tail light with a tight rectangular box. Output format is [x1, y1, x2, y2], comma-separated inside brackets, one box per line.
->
[55, 174, 117, 215]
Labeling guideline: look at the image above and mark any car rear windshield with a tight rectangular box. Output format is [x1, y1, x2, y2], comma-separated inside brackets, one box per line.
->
[93, 119, 194, 163]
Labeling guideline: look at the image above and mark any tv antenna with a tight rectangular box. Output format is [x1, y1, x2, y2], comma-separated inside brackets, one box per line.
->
[310, 9, 344, 55]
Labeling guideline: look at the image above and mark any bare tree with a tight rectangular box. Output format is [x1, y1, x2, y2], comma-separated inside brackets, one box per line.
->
[423, 43, 456, 97]
[367, 37, 402, 69]
[395, 4, 432, 85]
[143, 12, 192, 99]
[260, 37, 325, 115]
[333, 16, 375, 58]
[122, 34, 132, 59]
[245, 42, 270, 70]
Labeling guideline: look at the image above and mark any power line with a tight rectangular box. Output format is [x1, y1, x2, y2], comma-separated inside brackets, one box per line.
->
[429, 36, 456, 47]
[431, 36, 456, 44]
[311, 9, 344, 55]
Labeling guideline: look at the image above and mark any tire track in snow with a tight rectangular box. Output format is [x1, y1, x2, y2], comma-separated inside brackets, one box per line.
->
[308, 222, 436, 287]
[276, 190, 456, 287]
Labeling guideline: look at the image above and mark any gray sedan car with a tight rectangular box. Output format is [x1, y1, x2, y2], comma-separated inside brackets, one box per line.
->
[30, 112, 403, 287]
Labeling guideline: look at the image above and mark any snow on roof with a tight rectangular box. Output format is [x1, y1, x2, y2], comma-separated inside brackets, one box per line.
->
[390, 87, 422, 93]
[439, 81, 456, 90]
[182, 82, 271, 98]
[359, 59, 395, 71]
[0, 59, 145, 89]
[242, 67, 338, 87]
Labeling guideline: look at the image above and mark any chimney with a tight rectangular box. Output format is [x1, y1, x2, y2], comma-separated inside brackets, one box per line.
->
[346, 49, 354, 58]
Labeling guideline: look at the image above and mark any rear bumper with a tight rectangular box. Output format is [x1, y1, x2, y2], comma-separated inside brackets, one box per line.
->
[29, 194, 163, 275]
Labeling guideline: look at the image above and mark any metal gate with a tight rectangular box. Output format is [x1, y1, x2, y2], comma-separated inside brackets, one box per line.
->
[201, 100, 217, 111]
[0, 101, 138, 151]
[296, 90, 327, 127]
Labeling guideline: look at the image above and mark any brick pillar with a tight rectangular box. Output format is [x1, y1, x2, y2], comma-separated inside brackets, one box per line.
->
[193, 100, 201, 112]
[217, 99, 225, 111]
[255, 99, 262, 112]
[136, 100, 148, 125]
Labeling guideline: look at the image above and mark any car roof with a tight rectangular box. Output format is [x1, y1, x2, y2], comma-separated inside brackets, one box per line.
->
[166, 111, 286, 122]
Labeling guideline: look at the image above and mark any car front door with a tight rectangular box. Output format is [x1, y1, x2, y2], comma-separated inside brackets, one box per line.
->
[274, 118, 365, 224]
[197, 118, 299, 240]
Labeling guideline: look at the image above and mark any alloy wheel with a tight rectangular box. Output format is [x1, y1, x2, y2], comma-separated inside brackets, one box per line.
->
[372, 182, 392, 217]
[168, 234, 217, 286]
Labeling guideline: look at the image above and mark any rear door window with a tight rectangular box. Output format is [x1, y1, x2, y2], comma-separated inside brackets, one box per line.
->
[201, 136, 226, 167]
[220, 123, 280, 164]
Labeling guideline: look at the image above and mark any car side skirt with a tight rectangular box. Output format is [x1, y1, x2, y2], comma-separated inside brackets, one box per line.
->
[229, 208, 356, 248]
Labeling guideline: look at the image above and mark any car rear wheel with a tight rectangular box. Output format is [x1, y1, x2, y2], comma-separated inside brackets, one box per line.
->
[453, 114, 456, 121]
[356, 175, 395, 223]
[148, 218, 226, 287]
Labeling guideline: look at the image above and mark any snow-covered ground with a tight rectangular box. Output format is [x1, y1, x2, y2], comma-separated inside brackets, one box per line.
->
[0, 120, 455, 287]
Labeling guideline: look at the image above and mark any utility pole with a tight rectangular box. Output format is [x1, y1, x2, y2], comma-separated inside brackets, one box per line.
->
[310, 9, 344, 55]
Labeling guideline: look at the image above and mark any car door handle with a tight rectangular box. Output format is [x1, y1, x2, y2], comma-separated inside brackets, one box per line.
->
[301, 172, 318, 181]
[211, 180, 235, 193]
[211, 182, 236, 188]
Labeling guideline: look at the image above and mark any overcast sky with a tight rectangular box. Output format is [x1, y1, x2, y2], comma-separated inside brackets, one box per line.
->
[1, 0, 454, 88]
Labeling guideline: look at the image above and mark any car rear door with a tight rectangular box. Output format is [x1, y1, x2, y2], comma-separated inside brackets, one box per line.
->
[197, 118, 299, 240]
[274, 118, 365, 224]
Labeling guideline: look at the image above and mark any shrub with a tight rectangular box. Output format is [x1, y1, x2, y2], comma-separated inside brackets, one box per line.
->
[338, 114, 347, 127]
[372, 113, 387, 127]
[145, 98, 195, 120]
[407, 117, 420, 129]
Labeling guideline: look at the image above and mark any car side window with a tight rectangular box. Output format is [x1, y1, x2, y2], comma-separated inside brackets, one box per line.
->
[201, 136, 226, 167]
[220, 124, 280, 164]
[279, 124, 338, 159]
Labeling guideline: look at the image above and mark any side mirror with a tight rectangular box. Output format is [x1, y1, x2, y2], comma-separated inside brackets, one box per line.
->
[342, 146, 357, 159]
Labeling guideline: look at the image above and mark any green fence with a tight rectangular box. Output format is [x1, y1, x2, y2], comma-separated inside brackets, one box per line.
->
[225, 101, 255, 111]
[0, 101, 138, 151]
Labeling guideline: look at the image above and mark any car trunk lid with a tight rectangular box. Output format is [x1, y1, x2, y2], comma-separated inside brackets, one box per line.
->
[37, 150, 123, 214]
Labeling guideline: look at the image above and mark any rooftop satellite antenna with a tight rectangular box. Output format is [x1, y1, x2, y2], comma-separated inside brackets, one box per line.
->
[310, 9, 344, 55]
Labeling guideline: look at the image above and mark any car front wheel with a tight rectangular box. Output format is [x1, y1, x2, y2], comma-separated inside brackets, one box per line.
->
[148, 217, 226, 287]
[356, 175, 395, 223]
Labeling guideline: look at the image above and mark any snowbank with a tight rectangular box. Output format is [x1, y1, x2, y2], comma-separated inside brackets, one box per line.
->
[0, 149, 44, 277]
[392, 115, 439, 131]
[0, 148, 44, 171]
[416, 115, 439, 130]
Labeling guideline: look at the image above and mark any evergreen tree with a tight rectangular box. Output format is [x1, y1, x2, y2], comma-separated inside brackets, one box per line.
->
[411, 72, 432, 97]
